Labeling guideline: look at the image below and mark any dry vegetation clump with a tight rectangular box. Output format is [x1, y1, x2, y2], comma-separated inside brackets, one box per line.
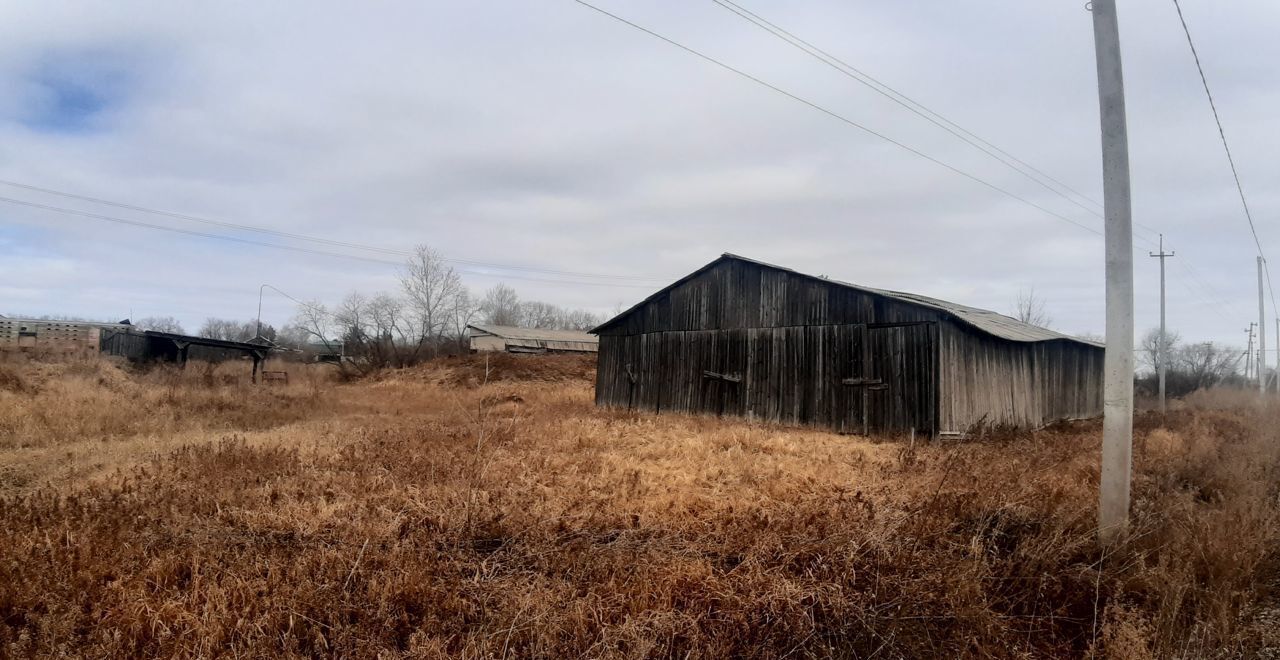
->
[405, 351, 597, 388]
[1, 358, 1278, 658]
[0, 364, 30, 394]
[0, 359, 334, 452]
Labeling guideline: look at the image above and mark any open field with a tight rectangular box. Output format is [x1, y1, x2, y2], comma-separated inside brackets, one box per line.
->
[1, 354, 1278, 658]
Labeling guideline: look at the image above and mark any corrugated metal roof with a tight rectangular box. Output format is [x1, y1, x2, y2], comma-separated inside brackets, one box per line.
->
[863, 288, 1102, 346]
[467, 324, 599, 343]
[592, 254, 1103, 348]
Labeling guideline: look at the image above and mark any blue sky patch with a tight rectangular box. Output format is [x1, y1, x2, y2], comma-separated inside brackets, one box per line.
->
[20, 51, 135, 133]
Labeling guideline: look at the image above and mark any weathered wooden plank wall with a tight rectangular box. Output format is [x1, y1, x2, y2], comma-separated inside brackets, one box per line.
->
[936, 322, 1104, 433]
[596, 322, 938, 435]
[597, 259, 940, 336]
[100, 329, 151, 360]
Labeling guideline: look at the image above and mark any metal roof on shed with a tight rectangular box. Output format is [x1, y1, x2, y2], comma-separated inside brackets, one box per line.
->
[467, 324, 599, 343]
[592, 254, 1103, 348]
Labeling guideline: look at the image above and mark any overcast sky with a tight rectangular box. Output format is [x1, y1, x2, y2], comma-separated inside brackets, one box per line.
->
[2, 0, 1277, 347]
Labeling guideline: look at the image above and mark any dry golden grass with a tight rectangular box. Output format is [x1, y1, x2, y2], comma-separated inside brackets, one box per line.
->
[1, 354, 1278, 658]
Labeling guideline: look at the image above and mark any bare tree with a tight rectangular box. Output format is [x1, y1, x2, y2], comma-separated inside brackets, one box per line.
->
[563, 308, 602, 331]
[275, 323, 311, 350]
[333, 292, 371, 348]
[481, 283, 521, 326]
[519, 301, 562, 329]
[1174, 342, 1240, 391]
[400, 246, 465, 355]
[450, 288, 481, 352]
[366, 292, 416, 366]
[292, 301, 338, 354]
[135, 316, 185, 334]
[1013, 288, 1052, 328]
[1138, 327, 1181, 375]
[198, 318, 260, 342]
[292, 300, 383, 376]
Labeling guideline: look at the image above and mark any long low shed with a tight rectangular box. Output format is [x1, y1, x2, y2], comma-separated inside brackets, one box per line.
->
[100, 328, 270, 379]
[591, 254, 1104, 437]
[466, 324, 598, 354]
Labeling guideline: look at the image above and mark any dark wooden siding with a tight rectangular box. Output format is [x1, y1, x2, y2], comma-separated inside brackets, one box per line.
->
[596, 258, 1102, 436]
[100, 329, 267, 366]
[596, 322, 937, 435]
[598, 259, 944, 336]
[100, 329, 150, 359]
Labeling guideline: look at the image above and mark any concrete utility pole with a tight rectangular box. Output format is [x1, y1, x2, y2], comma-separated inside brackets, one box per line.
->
[1090, 0, 1135, 546]
[1258, 256, 1267, 395]
[1245, 324, 1255, 381]
[1149, 235, 1174, 414]
[257, 284, 268, 341]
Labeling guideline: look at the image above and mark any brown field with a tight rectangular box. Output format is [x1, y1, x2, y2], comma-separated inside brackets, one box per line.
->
[1, 353, 1278, 658]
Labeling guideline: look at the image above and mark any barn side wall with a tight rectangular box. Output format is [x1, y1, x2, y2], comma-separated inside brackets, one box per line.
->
[937, 321, 1103, 433]
[595, 322, 937, 435]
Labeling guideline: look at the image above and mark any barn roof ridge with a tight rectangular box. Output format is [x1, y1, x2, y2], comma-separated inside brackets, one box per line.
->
[591, 253, 1103, 348]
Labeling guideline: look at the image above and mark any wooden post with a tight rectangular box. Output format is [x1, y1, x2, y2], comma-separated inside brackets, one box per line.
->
[625, 363, 637, 411]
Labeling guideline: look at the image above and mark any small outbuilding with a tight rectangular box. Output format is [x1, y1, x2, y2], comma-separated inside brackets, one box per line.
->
[466, 324, 598, 354]
[100, 327, 270, 380]
[591, 254, 1103, 437]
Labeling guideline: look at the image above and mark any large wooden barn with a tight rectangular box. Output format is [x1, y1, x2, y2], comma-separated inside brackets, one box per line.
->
[592, 254, 1104, 437]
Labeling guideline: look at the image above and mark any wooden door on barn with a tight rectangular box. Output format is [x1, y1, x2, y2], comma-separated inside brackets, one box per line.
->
[864, 323, 937, 435]
[697, 328, 749, 417]
[829, 324, 867, 434]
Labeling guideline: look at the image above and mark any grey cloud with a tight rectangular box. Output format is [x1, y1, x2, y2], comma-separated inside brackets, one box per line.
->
[0, 0, 1277, 345]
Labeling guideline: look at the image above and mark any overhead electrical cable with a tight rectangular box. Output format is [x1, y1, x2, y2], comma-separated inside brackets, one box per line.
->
[711, 3, 1091, 220]
[1170, 0, 1277, 312]
[0, 179, 667, 283]
[0, 196, 657, 289]
[707, 0, 1250, 316]
[571, 0, 1106, 240]
[708, 0, 1172, 243]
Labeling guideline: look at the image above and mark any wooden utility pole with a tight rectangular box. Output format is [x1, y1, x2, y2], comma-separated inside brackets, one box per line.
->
[1090, 0, 1135, 546]
[1149, 235, 1174, 414]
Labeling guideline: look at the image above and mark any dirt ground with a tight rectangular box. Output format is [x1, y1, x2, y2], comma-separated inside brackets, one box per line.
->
[1, 354, 1278, 658]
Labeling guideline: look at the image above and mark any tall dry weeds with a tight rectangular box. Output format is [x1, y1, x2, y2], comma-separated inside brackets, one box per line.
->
[1, 357, 1277, 658]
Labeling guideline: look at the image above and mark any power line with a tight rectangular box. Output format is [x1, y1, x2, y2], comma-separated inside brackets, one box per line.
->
[709, 3, 1096, 213]
[700, 0, 1252, 327]
[1170, 0, 1277, 310]
[0, 179, 667, 283]
[572, 0, 1107, 238]
[707, 0, 1269, 316]
[0, 196, 657, 289]
[707, 0, 1168, 243]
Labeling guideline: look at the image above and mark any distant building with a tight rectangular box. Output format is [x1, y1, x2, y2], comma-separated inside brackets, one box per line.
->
[0, 318, 129, 358]
[304, 340, 345, 363]
[100, 327, 271, 379]
[466, 324, 598, 354]
[1, 317, 273, 379]
[592, 254, 1103, 437]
